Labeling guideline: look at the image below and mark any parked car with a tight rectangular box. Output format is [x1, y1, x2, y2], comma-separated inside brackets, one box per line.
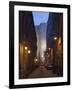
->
[45, 64, 54, 70]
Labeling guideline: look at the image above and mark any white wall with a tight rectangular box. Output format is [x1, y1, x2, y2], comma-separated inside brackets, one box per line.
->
[0, 0, 72, 90]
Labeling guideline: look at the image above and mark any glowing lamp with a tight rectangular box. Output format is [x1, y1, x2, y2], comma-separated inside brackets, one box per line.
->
[28, 50, 31, 54]
[54, 37, 57, 40]
[25, 46, 28, 50]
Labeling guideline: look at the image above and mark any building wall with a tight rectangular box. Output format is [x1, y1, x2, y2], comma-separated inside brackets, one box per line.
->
[46, 13, 63, 48]
[19, 11, 37, 78]
[46, 12, 63, 75]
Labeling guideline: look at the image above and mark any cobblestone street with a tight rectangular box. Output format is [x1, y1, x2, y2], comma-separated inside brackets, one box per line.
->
[28, 65, 58, 78]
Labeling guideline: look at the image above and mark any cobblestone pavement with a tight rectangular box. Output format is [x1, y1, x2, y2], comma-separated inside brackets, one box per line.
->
[28, 65, 58, 78]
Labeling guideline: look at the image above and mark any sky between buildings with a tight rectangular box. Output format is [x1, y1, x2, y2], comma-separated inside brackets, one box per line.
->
[32, 11, 49, 61]
[32, 11, 49, 26]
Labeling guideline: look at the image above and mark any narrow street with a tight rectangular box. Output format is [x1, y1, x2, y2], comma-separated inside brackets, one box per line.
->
[28, 65, 57, 78]
[19, 12, 63, 79]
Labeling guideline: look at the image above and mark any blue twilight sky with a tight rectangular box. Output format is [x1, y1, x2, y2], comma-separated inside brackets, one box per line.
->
[32, 11, 49, 26]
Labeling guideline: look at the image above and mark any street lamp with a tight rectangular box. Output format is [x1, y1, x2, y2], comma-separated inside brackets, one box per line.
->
[28, 50, 31, 54]
[25, 46, 28, 50]
[54, 37, 57, 40]
[34, 58, 38, 63]
[35, 58, 38, 62]
[48, 48, 51, 50]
